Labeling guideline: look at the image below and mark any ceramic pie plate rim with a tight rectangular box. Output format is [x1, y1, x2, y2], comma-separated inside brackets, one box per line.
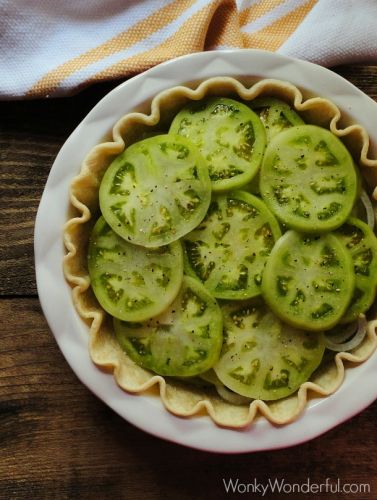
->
[35, 49, 377, 453]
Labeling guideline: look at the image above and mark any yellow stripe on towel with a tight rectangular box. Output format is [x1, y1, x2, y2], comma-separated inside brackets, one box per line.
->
[88, 1, 233, 85]
[239, 0, 287, 27]
[27, 0, 317, 98]
[29, 0, 199, 96]
[242, 0, 317, 51]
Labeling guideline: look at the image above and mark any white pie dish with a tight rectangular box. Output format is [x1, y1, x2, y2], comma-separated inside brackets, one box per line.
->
[35, 49, 377, 453]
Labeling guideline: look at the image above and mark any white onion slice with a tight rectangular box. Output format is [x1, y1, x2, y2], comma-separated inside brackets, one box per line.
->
[325, 315, 368, 352]
[325, 321, 358, 344]
[360, 189, 375, 230]
[215, 384, 252, 405]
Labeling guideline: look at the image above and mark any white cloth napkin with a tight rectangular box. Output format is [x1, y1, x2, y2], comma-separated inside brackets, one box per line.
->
[1, 0, 377, 99]
[280, 0, 377, 66]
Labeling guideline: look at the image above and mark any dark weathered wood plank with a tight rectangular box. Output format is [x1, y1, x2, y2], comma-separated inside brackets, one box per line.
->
[0, 298, 376, 499]
[0, 137, 59, 295]
[334, 65, 377, 99]
[0, 82, 118, 296]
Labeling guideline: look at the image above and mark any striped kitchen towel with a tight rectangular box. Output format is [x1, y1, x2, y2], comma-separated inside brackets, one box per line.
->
[1, 0, 377, 99]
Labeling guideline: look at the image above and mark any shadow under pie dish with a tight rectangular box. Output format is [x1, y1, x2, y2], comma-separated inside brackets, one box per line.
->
[63, 74, 377, 430]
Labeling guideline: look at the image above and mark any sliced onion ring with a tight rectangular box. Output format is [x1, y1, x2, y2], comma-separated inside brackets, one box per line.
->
[360, 189, 375, 230]
[325, 321, 359, 344]
[215, 384, 253, 406]
[325, 315, 368, 352]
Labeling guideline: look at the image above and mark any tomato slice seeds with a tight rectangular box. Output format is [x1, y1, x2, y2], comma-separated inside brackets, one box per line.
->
[183, 191, 281, 299]
[114, 277, 223, 377]
[170, 97, 266, 192]
[99, 134, 211, 247]
[336, 217, 377, 323]
[87, 93, 377, 404]
[261, 231, 355, 331]
[260, 125, 358, 233]
[88, 217, 183, 322]
[249, 97, 304, 142]
[214, 300, 326, 400]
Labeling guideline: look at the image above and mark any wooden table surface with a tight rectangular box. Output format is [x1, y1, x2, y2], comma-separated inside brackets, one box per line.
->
[1, 65, 377, 500]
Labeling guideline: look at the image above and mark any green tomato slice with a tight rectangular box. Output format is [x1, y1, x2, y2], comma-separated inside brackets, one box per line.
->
[260, 125, 358, 233]
[261, 230, 355, 331]
[113, 276, 223, 377]
[88, 217, 183, 322]
[169, 97, 266, 192]
[336, 217, 377, 322]
[214, 300, 326, 400]
[250, 97, 304, 141]
[99, 134, 211, 247]
[183, 191, 282, 299]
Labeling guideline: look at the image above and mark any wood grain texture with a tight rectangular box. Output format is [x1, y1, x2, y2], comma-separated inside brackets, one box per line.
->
[0, 298, 376, 500]
[1, 66, 377, 500]
[0, 81, 118, 296]
[335, 65, 377, 100]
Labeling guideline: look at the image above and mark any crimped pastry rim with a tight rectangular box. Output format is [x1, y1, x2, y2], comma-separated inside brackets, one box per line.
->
[63, 76, 377, 428]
